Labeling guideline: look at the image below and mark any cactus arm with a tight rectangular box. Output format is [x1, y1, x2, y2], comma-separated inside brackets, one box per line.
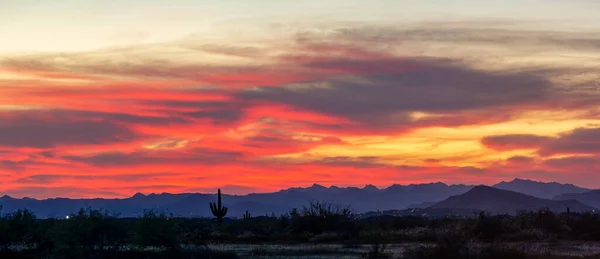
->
[218, 189, 222, 208]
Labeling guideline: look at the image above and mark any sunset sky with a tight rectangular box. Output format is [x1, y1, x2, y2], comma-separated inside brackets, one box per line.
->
[1, 0, 600, 198]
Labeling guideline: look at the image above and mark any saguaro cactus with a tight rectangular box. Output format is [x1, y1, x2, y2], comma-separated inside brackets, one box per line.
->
[209, 189, 228, 225]
[243, 210, 251, 220]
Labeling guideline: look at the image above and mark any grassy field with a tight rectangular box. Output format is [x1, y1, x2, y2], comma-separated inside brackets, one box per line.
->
[3, 241, 600, 258]
[195, 242, 600, 258]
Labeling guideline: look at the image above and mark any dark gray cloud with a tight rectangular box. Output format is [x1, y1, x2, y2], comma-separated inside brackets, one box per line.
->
[238, 57, 551, 131]
[0, 110, 141, 148]
[540, 128, 600, 156]
[15, 174, 94, 184]
[0, 150, 65, 172]
[2, 187, 122, 198]
[481, 134, 554, 151]
[0, 53, 268, 83]
[14, 173, 175, 184]
[184, 185, 263, 195]
[313, 156, 383, 168]
[505, 156, 536, 164]
[0, 158, 67, 172]
[145, 100, 234, 109]
[0, 105, 244, 149]
[1, 160, 29, 172]
[543, 156, 600, 169]
[184, 109, 243, 124]
[482, 127, 600, 156]
[63, 148, 242, 167]
[29, 108, 194, 126]
[37, 151, 56, 158]
[142, 99, 246, 125]
[82, 111, 190, 125]
[329, 26, 600, 51]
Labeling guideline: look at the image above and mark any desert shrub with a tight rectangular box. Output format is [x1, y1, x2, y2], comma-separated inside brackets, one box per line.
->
[569, 213, 600, 241]
[224, 215, 283, 238]
[472, 212, 510, 242]
[178, 218, 213, 246]
[362, 243, 392, 259]
[533, 208, 565, 235]
[0, 209, 37, 251]
[134, 209, 179, 251]
[288, 201, 353, 235]
[361, 215, 428, 231]
[403, 231, 470, 259]
[402, 239, 599, 259]
[95, 248, 240, 259]
[51, 208, 129, 258]
[249, 245, 271, 256]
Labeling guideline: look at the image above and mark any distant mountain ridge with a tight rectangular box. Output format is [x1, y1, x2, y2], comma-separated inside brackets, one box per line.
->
[493, 178, 590, 199]
[430, 186, 595, 215]
[0, 179, 595, 218]
[554, 190, 600, 209]
[0, 182, 473, 218]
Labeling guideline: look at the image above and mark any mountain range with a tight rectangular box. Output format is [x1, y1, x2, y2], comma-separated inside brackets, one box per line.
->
[430, 185, 593, 215]
[492, 178, 590, 199]
[0, 178, 597, 218]
[554, 190, 600, 209]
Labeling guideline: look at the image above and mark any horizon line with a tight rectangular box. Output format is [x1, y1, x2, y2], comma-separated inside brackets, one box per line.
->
[1, 177, 591, 200]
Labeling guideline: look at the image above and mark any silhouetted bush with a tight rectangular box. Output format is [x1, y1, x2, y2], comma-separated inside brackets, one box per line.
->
[52, 208, 129, 258]
[0, 209, 37, 251]
[472, 212, 510, 242]
[1, 205, 600, 258]
[361, 243, 392, 259]
[134, 209, 179, 251]
[533, 208, 565, 235]
[403, 233, 533, 259]
[288, 201, 353, 235]
[570, 213, 600, 240]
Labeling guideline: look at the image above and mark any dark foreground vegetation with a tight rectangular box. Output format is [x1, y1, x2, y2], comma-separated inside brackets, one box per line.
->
[1, 202, 600, 258]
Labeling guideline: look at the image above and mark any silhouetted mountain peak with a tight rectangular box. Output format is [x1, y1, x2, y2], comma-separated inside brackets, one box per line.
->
[554, 190, 600, 209]
[385, 184, 405, 190]
[431, 185, 595, 214]
[507, 178, 577, 187]
[472, 184, 493, 190]
[497, 178, 537, 185]
[309, 183, 327, 189]
[431, 182, 447, 186]
[0, 195, 13, 200]
[493, 178, 590, 199]
[457, 185, 498, 196]
[363, 184, 379, 191]
[131, 192, 146, 199]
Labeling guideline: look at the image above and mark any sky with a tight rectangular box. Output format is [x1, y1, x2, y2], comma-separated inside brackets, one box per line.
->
[1, 0, 600, 198]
